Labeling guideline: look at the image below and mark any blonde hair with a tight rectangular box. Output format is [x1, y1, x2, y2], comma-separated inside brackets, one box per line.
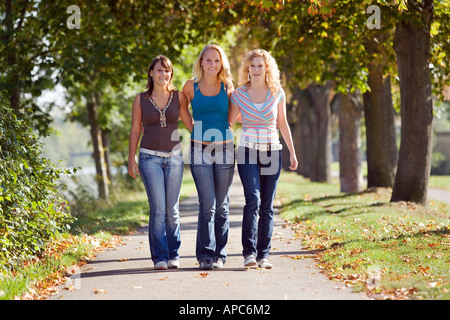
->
[238, 49, 282, 95]
[192, 44, 234, 91]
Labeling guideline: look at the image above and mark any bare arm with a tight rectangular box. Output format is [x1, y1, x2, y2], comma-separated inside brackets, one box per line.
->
[277, 96, 298, 171]
[228, 102, 241, 127]
[182, 79, 195, 105]
[179, 91, 193, 131]
[128, 94, 142, 179]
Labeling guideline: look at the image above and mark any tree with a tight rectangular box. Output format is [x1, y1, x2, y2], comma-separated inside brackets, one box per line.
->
[390, 0, 434, 205]
[363, 32, 398, 188]
[52, 0, 231, 200]
[1, 0, 64, 135]
[334, 92, 364, 192]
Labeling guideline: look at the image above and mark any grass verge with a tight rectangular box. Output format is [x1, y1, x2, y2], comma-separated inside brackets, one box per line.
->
[0, 170, 196, 300]
[276, 171, 450, 300]
[429, 175, 450, 191]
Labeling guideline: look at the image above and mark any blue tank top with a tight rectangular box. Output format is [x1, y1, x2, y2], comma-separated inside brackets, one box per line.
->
[190, 82, 233, 143]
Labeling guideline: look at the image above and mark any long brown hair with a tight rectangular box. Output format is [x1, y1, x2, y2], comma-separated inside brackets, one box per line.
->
[145, 55, 176, 97]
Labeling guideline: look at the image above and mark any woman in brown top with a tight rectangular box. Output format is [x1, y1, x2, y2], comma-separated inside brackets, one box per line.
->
[128, 55, 193, 270]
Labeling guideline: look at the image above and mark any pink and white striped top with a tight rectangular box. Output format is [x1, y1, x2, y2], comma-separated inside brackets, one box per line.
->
[230, 86, 285, 144]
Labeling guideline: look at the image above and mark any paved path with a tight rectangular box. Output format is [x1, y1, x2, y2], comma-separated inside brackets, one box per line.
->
[49, 173, 367, 301]
[428, 188, 450, 205]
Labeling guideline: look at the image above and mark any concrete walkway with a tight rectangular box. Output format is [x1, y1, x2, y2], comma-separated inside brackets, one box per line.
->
[49, 173, 367, 301]
[428, 188, 450, 205]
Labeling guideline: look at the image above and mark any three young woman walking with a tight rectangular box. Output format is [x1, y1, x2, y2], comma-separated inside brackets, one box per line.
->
[128, 47, 297, 271]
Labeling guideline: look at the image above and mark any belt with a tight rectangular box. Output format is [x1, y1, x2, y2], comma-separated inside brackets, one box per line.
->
[139, 148, 181, 158]
[190, 141, 234, 150]
[239, 141, 283, 151]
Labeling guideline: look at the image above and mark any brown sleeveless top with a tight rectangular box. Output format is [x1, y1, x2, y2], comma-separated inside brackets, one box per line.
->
[139, 90, 181, 152]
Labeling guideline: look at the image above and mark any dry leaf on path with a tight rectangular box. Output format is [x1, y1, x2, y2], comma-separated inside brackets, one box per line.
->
[93, 289, 107, 294]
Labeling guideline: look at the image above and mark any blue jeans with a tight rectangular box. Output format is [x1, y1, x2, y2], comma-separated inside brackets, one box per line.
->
[190, 142, 235, 263]
[237, 146, 282, 260]
[139, 152, 184, 264]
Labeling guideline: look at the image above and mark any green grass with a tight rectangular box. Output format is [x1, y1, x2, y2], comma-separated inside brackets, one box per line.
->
[71, 170, 196, 235]
[0, 170, 197, 300]
[0, 232, 115, 300]
[276, 171, 450, 300]
[429, 175, 450, 191]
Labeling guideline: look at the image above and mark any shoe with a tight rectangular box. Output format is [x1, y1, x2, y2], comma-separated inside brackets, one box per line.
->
[154, 261, 168, 270]
[200, 260, 214, 270]
[258, 258, 273, 269]
[213, 259, 224, 269]
[168, 259, 179, 269]
[244, 255, 257, 268]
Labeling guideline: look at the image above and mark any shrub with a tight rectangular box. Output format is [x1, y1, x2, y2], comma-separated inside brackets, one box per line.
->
[0, 92, 73, 271]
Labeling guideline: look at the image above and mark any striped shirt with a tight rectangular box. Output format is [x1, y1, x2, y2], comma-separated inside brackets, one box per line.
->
[230, 86, 285, 144]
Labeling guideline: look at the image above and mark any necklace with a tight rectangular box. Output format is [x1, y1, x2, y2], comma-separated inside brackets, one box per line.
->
[147, 91, 173, 128]
[203, 81, 219, 92]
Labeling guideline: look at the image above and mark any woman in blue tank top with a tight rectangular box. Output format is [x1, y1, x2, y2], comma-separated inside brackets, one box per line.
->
[182, 44, 235, 270]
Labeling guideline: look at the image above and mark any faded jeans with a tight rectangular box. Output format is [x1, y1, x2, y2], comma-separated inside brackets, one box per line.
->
[139, 152, 184, 264]
[190, 142, 235, 263]
[237, 146, 282, 261]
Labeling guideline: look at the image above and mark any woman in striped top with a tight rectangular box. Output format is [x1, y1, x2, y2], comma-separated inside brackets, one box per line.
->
[229, 49, 298, 269]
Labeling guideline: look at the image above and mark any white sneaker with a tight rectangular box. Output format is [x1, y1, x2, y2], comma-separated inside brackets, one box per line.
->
[244, 255, 257, 268]
[213, 259, 224, 269]
[168, 259, 179, 269]
[154, 261, 168, 270]
[258, 258, 273, 269]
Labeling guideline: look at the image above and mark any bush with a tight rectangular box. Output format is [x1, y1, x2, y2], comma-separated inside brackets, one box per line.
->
[0, 92, 73, 271]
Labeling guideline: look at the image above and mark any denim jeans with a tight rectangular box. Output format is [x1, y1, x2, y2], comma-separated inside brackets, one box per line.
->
[237, 146, 282, 261]
[190, 142, 235, 263]
[139, 152, 184, 264]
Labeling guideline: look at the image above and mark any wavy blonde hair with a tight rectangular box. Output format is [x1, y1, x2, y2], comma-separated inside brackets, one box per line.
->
[192, 44, 234, 91]
[238, 49, 282, 95]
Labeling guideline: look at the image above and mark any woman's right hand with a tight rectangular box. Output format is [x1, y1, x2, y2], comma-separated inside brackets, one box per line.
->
[128, 158, 139, 179]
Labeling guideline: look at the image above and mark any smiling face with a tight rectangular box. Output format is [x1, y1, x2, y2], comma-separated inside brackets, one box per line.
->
[201, 49, 222, 78]
[248, 56, 267, 83]
[150, 61, 171, 88]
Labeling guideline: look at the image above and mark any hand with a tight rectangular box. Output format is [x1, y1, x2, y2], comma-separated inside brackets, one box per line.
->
[289, 153, 298, 171]
[128, 159, 139, 179]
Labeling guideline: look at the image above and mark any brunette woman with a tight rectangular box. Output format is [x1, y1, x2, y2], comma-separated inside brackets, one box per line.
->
[128, 55, 193, 270]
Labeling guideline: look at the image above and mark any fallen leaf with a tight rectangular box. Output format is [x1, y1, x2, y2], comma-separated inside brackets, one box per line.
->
[281, 254, 304, 260]
[158, 276, 168, 281]
[118, 258, 129, 262]
[93, 289, 107, 294]
[194, 272, 209, 278]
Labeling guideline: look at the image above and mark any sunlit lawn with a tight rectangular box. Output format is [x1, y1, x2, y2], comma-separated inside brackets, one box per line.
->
[276, 171, 450, 300]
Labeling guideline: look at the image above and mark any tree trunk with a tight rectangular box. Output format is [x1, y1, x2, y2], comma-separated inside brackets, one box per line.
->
[86, 93, 110, 201]
[337, 92, 364, 193]
[294, 82, 333, 183]
[5, 0, 21, 111]
[363, 33, 398, 188]
[102, 129, 112, 184]
[391, 0, 434, 205]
